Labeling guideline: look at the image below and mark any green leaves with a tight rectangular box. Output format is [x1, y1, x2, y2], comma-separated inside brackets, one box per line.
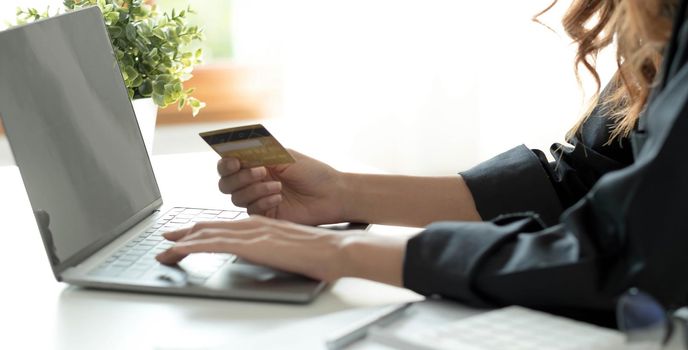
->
[15, 7, 48, 24]
[139, 79, 153, 97]
[122, 65, 138, 81]
[14, 0, 205, 117]
[125, 23, 137, 41]
[104, 10, 119, 25]
[187, 97, 206, 117]
[108, 25, 123, 38]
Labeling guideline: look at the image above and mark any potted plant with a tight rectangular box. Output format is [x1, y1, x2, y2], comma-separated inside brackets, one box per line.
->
[16, 0, 205, 153]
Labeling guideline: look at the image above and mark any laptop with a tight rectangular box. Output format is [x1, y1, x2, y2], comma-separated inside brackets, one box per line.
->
[0, 6, 327, 303]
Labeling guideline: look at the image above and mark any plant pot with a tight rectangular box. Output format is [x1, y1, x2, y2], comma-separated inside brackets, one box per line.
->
[131, 98, 158, 156]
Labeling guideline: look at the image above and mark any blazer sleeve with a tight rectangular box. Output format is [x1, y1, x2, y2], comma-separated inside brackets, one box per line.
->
[461, 87, 634, 226]
[404, 25, 688, 322]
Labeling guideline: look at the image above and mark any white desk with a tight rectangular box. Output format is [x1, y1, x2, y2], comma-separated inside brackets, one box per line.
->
[0, 152, 480, 350]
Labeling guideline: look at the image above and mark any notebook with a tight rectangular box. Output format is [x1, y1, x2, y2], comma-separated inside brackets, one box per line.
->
[0, 6, 325, 303]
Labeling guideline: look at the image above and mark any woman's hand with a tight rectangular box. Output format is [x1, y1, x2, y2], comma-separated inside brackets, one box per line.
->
[218, 150, 348, 226]
[155, 216, 408, 285]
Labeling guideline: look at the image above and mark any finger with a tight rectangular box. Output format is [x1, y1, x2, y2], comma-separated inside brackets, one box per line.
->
[166, 218, 315, 245]
[232, 181, 282, 207]
[162, 216, 274, 241]
[246, 194, 283, 215]
[264, 206, 278, 219]
[178, 226, 270, 243]
[218, 167, 267, 194]
[162, 226, 192, 241]
[160, 222, 199, 241]
[217, 157, 241, 177]
[156, 237, 248, 265]
[158, 235, 299, 267]
[184, 226, 317, 243]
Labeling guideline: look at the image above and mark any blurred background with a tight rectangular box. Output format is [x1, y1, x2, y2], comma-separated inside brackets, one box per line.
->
[0, 0, 617, 175]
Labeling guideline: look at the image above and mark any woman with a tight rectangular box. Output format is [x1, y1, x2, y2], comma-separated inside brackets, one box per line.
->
[158, 0, 688, 324]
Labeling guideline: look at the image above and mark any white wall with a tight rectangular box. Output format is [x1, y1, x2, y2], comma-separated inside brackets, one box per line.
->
[232, 0, 617, 175]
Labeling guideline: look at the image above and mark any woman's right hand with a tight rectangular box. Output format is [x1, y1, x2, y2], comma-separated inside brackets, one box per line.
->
[217, 150, 348, 225]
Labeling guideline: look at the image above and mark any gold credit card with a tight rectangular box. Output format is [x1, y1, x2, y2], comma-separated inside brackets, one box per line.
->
[199, 124, 295, 167]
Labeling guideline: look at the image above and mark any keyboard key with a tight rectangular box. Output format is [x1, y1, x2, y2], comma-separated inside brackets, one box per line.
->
[137, 260, 155, 266]
[143, 252, 160, 259]
[175, 214, 195, 219]
[182, 208, 203, 215]
[112, 260, 134, 268]
[123, 253, 144, 261]
[138, 232, 152, 239]
[197, 214, 218, 219]
[218, 211, 241, 219]
[118, 255, 138, 262]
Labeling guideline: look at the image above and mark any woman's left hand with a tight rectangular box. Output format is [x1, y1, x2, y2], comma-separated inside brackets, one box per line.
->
[155, 216, 408, 285]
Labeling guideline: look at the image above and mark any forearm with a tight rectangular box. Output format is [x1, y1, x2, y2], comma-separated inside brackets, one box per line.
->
[340, 173, 481, 227]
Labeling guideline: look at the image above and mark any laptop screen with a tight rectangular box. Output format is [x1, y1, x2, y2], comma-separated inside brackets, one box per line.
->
[0, 7, 161, 269]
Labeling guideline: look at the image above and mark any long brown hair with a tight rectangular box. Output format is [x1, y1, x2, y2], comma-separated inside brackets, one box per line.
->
[539, 0, 677, 142]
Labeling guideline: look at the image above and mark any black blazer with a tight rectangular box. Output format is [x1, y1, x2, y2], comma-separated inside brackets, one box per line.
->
[403, 2, 688, 325]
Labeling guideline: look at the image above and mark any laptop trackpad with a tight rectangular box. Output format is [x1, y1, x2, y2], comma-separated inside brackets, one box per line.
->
[205, 259, 320, 295]
[228, 260, 299, 282]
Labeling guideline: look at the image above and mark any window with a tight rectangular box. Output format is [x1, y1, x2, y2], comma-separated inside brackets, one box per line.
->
[157, 0, 232, 62]
[153, 0, 261, 123]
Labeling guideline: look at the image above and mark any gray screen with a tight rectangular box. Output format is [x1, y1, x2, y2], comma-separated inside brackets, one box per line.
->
[0, 7, 161, 268]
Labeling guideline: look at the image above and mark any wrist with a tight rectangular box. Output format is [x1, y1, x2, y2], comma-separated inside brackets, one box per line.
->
[337, 233, 408, 287]
[337, 172, 364, 223]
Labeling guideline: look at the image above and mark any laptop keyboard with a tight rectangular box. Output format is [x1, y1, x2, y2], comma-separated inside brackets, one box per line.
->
[89, 207, 247, 284]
